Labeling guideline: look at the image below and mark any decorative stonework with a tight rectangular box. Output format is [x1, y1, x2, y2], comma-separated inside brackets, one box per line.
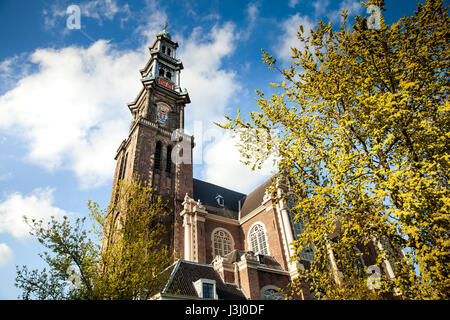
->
[195, 199, 206, 211]
[262, 189, 272, 204]
[240, 251, 258, 263]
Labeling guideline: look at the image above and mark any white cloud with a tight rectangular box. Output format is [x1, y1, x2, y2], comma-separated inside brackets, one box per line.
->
[1, 1, 259, 192]
[44, 0, 131, 29]
[276, 14, 315, 63]
[239, 2, 260, 41]
[277, 0, 363, 64]
[327, 0, 364, 22]
[175, 23, 273, 192]
[288, 0, 300, 8]
[0, 19, 242, 189]
[312, 0, 330, 17]
[80, 0, 131, 23]
[134, 0, 168, 45]
[0, 188, 68, 239]
[0, 243, 14, 267]
[180, 22, 241, 127]
[202, 132, 276, 194]
[0, 53, 32, 93]
[0, 41, 145, 189]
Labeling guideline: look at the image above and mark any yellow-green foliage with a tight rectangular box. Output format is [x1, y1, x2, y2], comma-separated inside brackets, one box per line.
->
[218, 0, 449, 299]
[16, 176, 172, 300]
[90, 176, 172, 299]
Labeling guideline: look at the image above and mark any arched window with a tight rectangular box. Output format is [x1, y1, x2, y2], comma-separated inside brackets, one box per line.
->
[166, 71, 172, 80]
[167, 48, 172, 56]
[249, 223, 268, 255]
[261, 286, 285, 300]
[212, 229, 233, 257]
[161, 45, 166, 54]
[159, 68, 165, 77]
[117, 153, 125, 181]
[287, 198, 315, 261]
[154, 141, 162, 170]
[166, 145, 172, 173]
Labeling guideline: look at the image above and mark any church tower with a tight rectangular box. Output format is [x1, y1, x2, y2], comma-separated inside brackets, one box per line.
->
[109, 25, 193, 259]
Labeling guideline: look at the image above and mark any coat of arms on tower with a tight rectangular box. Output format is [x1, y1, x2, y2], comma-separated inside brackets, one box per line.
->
[157, 103, 170, 124]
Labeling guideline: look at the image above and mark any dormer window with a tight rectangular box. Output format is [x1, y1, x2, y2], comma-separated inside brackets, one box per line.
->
[215, 195, 224, 207]
[202, 283, 214, 299]
[193, 279, 217, 299]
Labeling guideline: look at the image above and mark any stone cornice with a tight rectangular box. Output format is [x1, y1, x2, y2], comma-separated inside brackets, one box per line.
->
[238, 205, 266, 225]
[205, 212, 240, 226]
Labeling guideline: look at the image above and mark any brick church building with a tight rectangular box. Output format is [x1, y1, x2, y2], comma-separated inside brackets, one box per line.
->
[107, 27, 397, 300]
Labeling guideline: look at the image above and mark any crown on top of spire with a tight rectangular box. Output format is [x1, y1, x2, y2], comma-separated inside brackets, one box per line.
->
[158, 21, 171, 39]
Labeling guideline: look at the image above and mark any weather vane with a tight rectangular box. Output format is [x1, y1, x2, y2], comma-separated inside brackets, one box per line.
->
[163, 21, 168, 33]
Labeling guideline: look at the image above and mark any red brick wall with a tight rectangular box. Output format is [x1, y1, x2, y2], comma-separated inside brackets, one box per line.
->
[257, 270, 290, 299]
[203, 219, 243, 264]
[238, 265, 260, 299]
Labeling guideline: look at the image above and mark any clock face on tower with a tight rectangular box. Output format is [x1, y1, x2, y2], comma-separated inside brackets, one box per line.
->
[156, 103, 170, 125]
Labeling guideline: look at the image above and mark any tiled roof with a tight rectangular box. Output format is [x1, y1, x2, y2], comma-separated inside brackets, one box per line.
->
[163, 260, 246, 300]
[192, 174, 279, 221]
[193, 179, 246, 220]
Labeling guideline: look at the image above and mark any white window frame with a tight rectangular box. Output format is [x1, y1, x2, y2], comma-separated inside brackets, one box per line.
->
[288, 209, 315, 261]
[247, 222, 270, 256]
[211, 227, 234, 258]
[215, 194, 224, 207]
[192, 279, 218, 299]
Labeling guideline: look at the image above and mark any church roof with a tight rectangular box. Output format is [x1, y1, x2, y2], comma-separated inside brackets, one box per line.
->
[193, 178, 246, 220]
[239, 176, 276, 219]
[161, 260, 247, 300]
[192, 175, 279, 221]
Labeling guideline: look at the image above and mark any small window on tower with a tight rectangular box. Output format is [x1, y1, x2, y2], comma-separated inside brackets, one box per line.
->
[121, 152, 128, 179]
[159, 68, 165, 77]
[154, 141, 162, 171]
[166, 71, 172, 80]
[167, 48, 172, 56]
[166, 145, 172, 173]
[161, 45, 166, 54]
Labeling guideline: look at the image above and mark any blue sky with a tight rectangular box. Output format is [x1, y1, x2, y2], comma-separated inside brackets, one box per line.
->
[0, 0, 429, 299]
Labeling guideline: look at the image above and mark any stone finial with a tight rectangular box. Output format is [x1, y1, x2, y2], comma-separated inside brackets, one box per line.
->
[212, 255, 224, 269]
[196, 199, 205, 210]
[241, 251, 257, 263]
[262, 189, 271, 203]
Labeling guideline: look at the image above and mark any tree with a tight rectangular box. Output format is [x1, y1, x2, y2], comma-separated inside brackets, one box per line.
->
[15, 176, 172, 300]
[15, 216, 99, 300]
[92, 176, 173, 299]
[218, 0, 449, 299]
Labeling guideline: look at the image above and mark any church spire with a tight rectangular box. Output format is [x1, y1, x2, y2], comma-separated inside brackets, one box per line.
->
[138, 23, 186, 94]
[158, 21, 171, 39]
